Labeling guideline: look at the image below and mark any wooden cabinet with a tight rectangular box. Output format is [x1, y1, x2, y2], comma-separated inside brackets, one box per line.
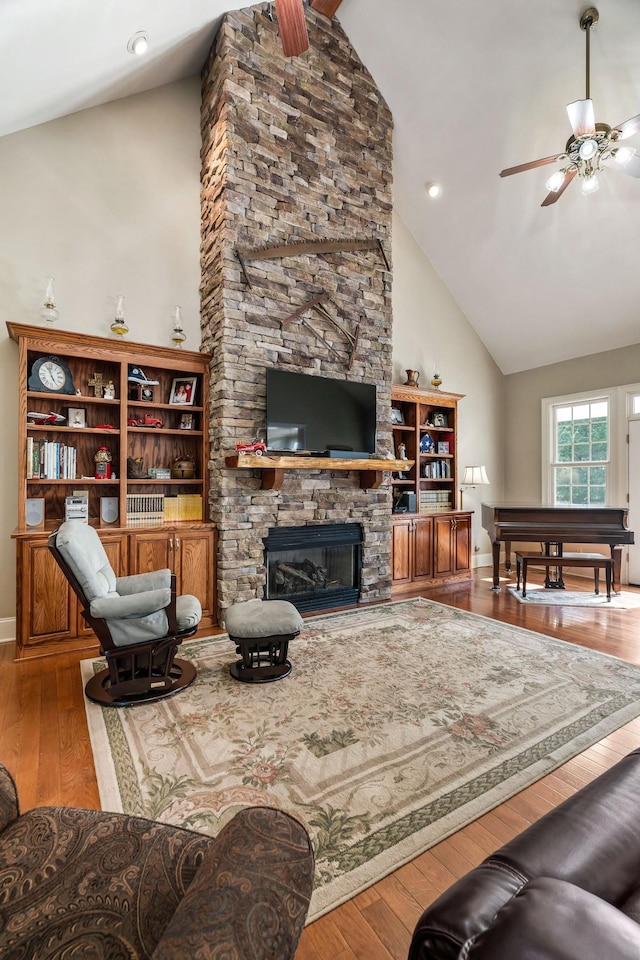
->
[8, 322, 217, 659]
[130, 527, 217, 633]
[433, 513, 471, 578]
[391, 516, 434, 587]
[392, 512, 471, 592]
[390, 383, 472, 593]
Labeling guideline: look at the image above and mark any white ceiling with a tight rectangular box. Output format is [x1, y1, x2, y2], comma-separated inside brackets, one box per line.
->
[3, 0, 640, 374]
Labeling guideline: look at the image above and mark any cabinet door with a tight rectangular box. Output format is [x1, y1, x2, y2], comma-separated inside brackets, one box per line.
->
[453, 515, 471, 574]
[391, 520, 412, 584]
[433, 515, 455, 577]
[173, 530, 216, 628]
[17, 538, 75, 651]
[413, 517, 434, 581]
[77, 534, 129, 638]
[129, 531, 173, 575]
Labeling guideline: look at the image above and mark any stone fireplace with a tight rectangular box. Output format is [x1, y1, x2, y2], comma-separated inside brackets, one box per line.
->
[264, 522, 362, 612]
[199, 3, 393, 615]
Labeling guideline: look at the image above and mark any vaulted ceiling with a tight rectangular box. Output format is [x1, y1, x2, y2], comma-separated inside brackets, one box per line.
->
[2, 0, 640, 374]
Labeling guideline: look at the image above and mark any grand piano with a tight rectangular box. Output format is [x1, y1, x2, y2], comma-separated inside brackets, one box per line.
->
[481, 503, 635, 591]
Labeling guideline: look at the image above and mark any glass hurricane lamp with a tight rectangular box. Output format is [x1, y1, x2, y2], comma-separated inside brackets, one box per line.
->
[171, 305, 186, 348]
[110, 294, 129, 337]
[40, 277, 60, 325]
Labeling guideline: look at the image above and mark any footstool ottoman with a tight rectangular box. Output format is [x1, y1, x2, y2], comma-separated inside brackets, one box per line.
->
[225, 598, 304, 683]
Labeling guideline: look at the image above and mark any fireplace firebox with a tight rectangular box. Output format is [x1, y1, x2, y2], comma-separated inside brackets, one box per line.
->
[264, 524, 362, 613]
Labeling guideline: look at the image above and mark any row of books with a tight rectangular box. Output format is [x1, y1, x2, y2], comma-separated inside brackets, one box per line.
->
[420, 490, 452, 512]
[26, 438, 77, 479]
[125, 493, 203, 526]
[422, 459, 452, 479]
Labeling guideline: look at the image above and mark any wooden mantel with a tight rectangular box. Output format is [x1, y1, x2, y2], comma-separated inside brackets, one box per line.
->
[224, 454, 414, 491]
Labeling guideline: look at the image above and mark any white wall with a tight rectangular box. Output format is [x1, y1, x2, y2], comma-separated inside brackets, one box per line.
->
[392, 214, 505, 561]
[0, 78, 203, 623]
[0, 77, 506, 628]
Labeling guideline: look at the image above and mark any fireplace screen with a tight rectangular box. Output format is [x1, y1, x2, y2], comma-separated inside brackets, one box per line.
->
[264, 524, 362, 613]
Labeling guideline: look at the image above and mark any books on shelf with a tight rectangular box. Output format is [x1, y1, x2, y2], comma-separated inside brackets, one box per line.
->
[422, 459, 451, 479]
[420, 490, 452, 512]
[126, 493, 165, 526]
[27, 438, 77, 480]
[125, 493, 203, 525]
[164, 495, 203, 522]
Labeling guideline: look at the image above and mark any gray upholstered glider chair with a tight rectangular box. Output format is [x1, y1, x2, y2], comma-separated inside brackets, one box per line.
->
[0, 762, 315, 960]
[49, 521, 202, 706]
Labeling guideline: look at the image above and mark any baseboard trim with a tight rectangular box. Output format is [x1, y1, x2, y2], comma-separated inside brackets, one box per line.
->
[0, 618, 16, 643]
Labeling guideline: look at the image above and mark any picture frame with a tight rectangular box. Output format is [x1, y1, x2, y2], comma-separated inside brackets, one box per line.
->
[432, 412, 448, 427]
[179, 412, 194, 430]
[68, 407, 86, 428]
[141, 385, 154, 403]
[437, 441, 450, 455]
[169, 376, 197, 406]
[391, 407, 405, 425]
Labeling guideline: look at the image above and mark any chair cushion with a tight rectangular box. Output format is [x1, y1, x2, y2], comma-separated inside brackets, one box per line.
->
[176, 594, 203, 632]
[55, 521, 116, 601]
[0, 806, 212, 960]
[224, 599, 304, 638]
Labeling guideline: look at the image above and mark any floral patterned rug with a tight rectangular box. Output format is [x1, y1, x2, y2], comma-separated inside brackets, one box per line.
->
[82, 597, 640, 922]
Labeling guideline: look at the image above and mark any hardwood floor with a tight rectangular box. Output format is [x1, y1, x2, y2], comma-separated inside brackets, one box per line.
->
[2, 564, 640, 959]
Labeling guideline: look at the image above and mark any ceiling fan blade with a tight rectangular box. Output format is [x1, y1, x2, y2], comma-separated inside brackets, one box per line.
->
[541, 169, 577, 206]
[274, 0, 309, 57]
[311, 0, 344, 15]
[566, 99, 596, 137]
[612, 113, 640, 141]
[609, 154, 640, 178]
[499, 155, 562, 178]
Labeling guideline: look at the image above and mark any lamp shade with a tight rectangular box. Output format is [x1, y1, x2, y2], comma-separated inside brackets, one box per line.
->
[462, 465, 490, 485]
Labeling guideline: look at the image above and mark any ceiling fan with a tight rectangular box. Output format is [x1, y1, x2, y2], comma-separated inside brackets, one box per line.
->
[274, 0, 344, 57]
[500, 7, 640, 206]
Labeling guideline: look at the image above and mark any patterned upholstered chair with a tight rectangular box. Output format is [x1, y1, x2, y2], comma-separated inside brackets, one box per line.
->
[49, 521, 202, 706]
[0, 763, 314, 959]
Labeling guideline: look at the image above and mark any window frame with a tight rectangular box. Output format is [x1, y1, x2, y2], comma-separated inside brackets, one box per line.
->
[541, 387, 620, 506]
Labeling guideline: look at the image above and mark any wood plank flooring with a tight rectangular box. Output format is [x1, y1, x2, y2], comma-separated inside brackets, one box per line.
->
[2, 564, 640, 959]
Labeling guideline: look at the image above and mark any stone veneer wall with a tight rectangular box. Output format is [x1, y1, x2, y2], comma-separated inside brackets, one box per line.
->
[199, 3, 394, 613]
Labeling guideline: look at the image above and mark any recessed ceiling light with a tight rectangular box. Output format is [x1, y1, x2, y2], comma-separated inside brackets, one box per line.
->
[127, 32, 148, 56]
[425, 182, 442, 199]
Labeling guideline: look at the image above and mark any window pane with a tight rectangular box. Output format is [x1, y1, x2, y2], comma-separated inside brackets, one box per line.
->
[551, 398, 609, 506]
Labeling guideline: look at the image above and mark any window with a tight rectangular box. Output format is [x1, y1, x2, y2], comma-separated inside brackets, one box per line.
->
[551, 399, 609, 505]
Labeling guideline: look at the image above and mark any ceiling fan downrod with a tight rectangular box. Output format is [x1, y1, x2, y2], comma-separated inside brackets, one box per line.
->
[580, 7, 599, 101]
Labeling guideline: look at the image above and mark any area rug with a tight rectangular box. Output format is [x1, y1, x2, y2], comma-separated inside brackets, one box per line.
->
[82, 597, 640, 922]
[509, 586, 640, 608]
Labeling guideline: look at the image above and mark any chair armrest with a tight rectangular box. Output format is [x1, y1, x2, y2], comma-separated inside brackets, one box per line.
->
[0, 764, 19, 834]
[116, 569, 172, 595]
[151, 807, 314, 960]
[90, 588, 172, 620]
[467, 878, 640, 960]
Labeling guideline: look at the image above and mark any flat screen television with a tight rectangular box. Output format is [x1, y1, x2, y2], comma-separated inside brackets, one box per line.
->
[266, 369, 377, 456]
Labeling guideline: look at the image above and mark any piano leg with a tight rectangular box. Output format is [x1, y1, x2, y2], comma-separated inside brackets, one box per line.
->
[543, 542, 565, 589]
[611, 545, 622, 593]
[491, 541, 501, 590]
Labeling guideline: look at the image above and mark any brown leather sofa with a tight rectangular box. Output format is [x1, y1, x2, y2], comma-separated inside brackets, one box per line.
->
[0, 762, 314, 959]
[409, 748, 640, 960]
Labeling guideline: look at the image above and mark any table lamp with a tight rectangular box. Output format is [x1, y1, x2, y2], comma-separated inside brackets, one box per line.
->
[460, 465, 490, 509]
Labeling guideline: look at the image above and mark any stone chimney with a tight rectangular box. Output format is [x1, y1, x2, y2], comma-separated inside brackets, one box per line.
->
[199, 2, 394, 614]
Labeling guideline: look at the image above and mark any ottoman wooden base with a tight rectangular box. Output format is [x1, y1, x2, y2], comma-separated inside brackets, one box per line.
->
[225, 599, 303, 683]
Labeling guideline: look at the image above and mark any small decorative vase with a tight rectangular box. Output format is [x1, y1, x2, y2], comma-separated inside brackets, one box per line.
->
[404, 369, 420, 387]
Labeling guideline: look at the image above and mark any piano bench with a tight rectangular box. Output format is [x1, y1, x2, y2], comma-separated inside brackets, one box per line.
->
[515, 551, 613, 601]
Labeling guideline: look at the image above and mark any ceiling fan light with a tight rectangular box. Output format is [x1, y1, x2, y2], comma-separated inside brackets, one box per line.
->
[578, 138, 598, 161]
[545, 170, 566, 192]
[581, 173, 599, 196]
[613, 146, 636, 165]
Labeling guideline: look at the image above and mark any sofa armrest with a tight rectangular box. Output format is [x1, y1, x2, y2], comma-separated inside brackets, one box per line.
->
[467, 877, 640, 960]
[151, 807, 314, 960]
[0, 764, 19, 834]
